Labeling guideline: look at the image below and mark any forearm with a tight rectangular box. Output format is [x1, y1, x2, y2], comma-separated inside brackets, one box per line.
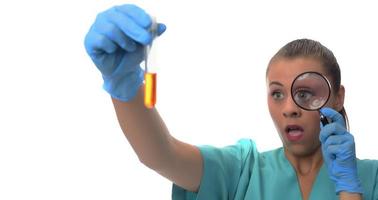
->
[112, 85, 175, 170]
[112, 85, 203, 191]
[339, 192, 362, 200]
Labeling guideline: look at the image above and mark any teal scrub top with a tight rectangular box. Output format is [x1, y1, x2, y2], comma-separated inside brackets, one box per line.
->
[172, 139, 378, 200]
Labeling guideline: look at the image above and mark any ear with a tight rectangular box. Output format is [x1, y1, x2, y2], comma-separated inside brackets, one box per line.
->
[334, 85, 345, 112]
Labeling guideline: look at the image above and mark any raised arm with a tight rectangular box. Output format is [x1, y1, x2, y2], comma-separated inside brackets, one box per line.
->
[111, 85, 202, 192]
[84, 4, 202, 192]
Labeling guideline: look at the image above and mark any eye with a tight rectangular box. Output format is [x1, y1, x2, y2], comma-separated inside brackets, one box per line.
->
[293, 89, 314, 103]
[271, 91, 284, 100]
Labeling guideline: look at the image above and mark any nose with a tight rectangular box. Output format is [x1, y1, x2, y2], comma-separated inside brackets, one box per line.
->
[283, 98, 302, 118]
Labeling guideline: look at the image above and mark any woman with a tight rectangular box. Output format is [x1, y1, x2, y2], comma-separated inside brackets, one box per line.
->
[84, 4, 378, 200]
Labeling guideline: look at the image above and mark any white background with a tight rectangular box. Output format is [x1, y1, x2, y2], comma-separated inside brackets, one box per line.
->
[0, 0, 377, 199]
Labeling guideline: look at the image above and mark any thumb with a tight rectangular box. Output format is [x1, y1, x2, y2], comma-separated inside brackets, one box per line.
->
[157, 23, 167, 36]
[319, 107, 346, 128]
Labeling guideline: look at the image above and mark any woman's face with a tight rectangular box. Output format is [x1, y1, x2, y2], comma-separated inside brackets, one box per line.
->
[266, 57, 344, 157]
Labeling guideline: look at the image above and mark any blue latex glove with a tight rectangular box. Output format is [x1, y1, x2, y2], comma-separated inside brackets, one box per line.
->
[84, 4, 166, 101]
[319, 107, 363, 194]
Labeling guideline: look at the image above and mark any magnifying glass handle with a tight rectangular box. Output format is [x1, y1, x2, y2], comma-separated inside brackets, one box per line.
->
[320, 113, 330, 126]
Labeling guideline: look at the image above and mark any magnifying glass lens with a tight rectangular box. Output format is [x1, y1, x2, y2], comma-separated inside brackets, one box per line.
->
[291, 72, 331, 111]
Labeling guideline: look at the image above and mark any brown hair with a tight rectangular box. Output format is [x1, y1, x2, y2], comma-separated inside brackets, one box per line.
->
[267, 39, 349, 129]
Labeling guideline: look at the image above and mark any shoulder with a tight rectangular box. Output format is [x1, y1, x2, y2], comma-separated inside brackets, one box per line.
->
[258, 147, 286, 169]
[357, 159, 378, 165]
[180, 139, 259, 199]
[260, 147, 284, 158]
[196, 139, 259, 171]
[357, 159, 378, 177]
[356, 159, 378, 198]
[357, 159, 378, 173]
[205, 140, 287, 171]
[198, 138, 258, 161]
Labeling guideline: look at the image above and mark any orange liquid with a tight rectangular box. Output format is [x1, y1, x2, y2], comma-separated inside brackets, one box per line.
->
[144, 72, 157, 108]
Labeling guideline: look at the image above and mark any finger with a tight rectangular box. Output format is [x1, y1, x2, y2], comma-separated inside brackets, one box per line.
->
[323, 144, 337, 161]
[84, 30, 118, 55]
[104, 7, 152, 45]
[320, 107, 346, 127]
[321, 134, 346, 163]
[115, 4, 151, 28]
[323, 135, 348, 148]
[157, 23, 167, 36]
[115, 5, 167, 37]
[94, 19, 137, 52]
[326, 141, 355, 161]
[319, 122, 347, 143]
[326, 145, 338, 161]
[119, 45, 145, 71]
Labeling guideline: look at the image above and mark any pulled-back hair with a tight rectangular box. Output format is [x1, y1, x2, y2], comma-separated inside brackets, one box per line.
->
[267, 39, 349, 129]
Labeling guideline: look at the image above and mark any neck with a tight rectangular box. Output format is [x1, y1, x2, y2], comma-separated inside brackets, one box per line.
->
[284, 146, 323, 176]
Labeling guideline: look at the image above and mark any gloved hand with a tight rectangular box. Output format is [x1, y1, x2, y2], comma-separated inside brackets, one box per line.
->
[84, 4, 166, 101]
[319, 107, 363, 194]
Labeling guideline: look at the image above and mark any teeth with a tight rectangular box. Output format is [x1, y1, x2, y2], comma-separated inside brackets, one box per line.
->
[288, 130, 302, 136]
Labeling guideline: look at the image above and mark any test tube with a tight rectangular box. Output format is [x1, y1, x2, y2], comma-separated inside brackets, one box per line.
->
[144, 17, 158, 109]
[144, 72, 156, 108]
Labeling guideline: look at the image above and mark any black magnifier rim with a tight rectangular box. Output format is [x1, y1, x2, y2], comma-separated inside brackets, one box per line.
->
[290, 71, 332, 111]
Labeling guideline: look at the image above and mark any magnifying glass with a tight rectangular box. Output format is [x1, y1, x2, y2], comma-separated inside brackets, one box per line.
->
[291, 71, 332, 126]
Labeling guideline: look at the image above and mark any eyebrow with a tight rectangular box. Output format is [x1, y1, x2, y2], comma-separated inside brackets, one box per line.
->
[269, 81, 284, 87]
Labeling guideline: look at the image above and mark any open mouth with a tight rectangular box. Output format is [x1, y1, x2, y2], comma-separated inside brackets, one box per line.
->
[285, 125, 304, 141]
